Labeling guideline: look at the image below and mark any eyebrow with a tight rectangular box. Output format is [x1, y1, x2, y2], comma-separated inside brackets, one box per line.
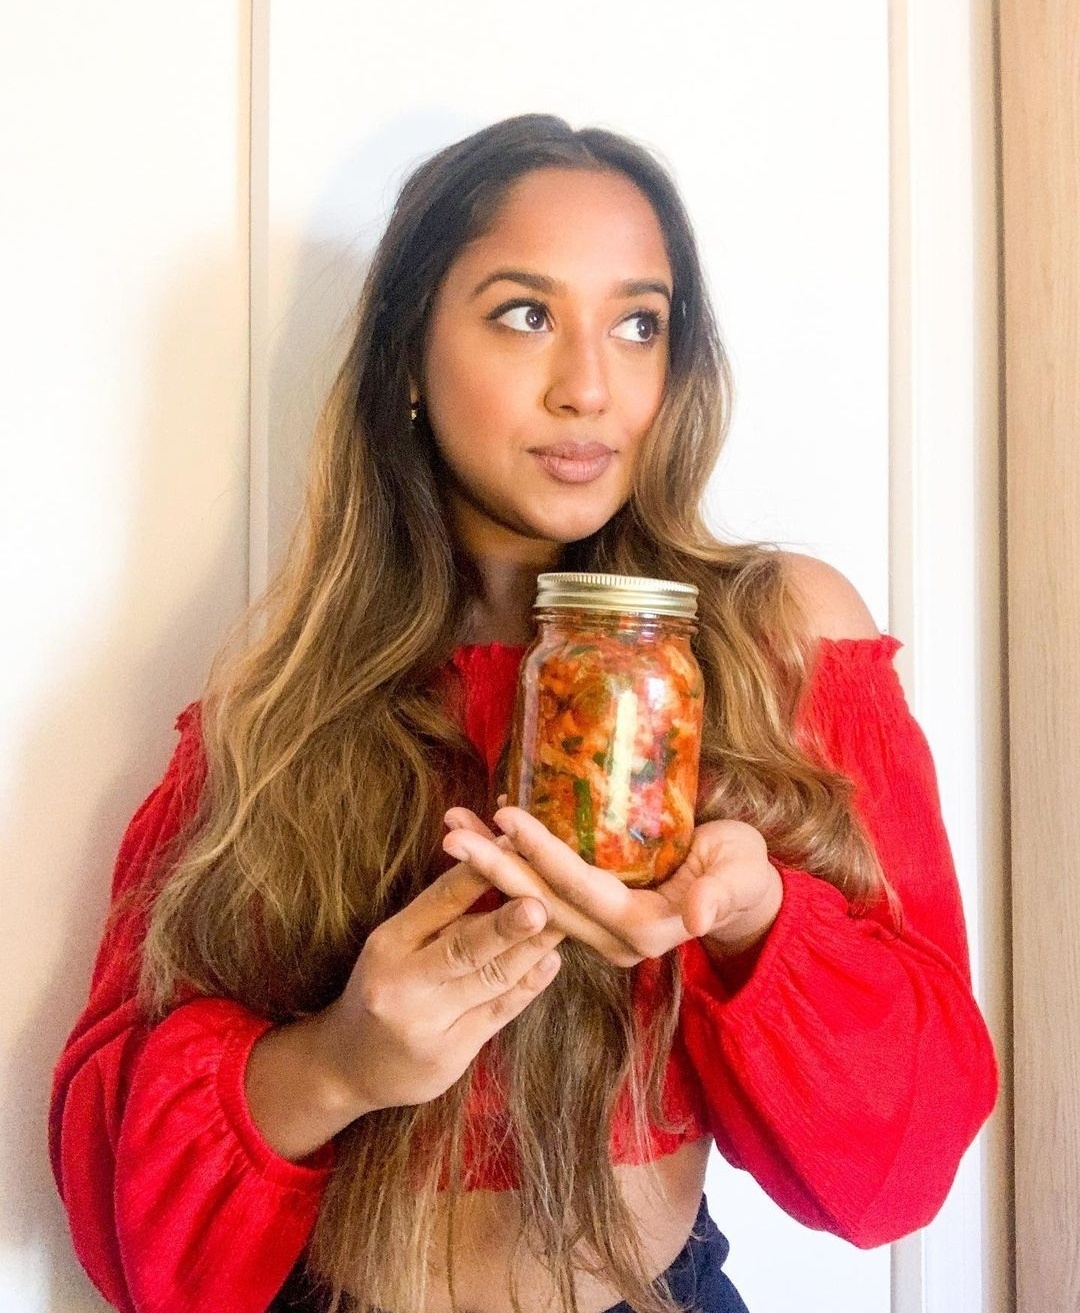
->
[469, 268, 672, 304]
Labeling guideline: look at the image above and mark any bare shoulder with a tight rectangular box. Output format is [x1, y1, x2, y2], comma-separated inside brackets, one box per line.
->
[778, 551, 881, 641]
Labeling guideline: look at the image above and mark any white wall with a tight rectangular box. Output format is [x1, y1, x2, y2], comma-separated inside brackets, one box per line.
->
[0, 2, 996, 1310]
[0, 4, 249, 1310]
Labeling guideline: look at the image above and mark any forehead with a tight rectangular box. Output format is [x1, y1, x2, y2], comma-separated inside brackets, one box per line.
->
[449, 167, 671, 288]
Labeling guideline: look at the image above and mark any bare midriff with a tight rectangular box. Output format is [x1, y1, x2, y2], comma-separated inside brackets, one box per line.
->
[405, 1136, 712, 1313]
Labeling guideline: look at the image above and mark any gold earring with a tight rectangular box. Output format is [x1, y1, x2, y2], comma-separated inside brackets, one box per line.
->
[410, 399, 420, 424]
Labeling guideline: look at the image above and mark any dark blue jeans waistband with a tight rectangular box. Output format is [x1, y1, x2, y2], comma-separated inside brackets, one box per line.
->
[601, 1194, 747, 1313]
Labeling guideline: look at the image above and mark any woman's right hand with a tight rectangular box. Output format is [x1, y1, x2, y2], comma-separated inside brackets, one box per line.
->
[245, 859, 562, 1161]
[324, 859, 563, 1111]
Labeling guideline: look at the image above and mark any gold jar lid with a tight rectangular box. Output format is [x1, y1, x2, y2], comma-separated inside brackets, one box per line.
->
[534, 572, 698, 618]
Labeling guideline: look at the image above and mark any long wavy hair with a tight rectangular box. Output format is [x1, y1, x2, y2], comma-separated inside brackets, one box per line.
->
[139, 114, 886, 1313]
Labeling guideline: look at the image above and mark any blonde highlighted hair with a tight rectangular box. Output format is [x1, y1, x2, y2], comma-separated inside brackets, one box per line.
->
[139, 115, 885, 1312]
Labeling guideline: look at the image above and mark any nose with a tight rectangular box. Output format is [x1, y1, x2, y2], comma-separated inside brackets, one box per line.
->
[543, 327, 611, 418]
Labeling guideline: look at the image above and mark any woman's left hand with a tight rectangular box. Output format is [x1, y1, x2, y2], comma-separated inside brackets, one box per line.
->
[442, 805, 783, 969]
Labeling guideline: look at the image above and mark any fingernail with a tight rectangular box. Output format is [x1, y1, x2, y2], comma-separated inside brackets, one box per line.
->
[494, 813, 517, 839]
[537, 951, 560, 974]
[445, 840, 469, 863]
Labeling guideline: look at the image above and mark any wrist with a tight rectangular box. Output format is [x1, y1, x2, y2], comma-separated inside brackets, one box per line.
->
[308, 998, 381, 1119]
[244, 1005, 374, 1163]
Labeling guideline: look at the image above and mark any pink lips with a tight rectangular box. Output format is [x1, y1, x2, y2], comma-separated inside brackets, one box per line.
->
[531, 442, 615, 485]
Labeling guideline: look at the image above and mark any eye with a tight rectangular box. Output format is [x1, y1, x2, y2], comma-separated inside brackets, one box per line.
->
[612, 310, 666, 344]
[491, 301, 551, 333]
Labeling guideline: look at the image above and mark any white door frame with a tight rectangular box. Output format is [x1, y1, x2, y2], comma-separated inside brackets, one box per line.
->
[889, 2, 1008, 1311]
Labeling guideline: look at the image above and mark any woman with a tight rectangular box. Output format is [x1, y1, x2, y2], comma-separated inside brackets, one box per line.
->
[50, 114, 997, 1313]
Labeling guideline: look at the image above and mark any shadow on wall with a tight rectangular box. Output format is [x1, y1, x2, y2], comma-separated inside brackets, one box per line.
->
[1, 111, 472, 1309]
[0, 245, 250, 1310]
[261, 109, 475, 573]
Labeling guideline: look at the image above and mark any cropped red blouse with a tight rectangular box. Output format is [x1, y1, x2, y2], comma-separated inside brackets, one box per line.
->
[50, 636, 997, 1313]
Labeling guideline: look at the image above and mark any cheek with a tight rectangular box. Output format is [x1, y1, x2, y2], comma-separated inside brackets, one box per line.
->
[626, 360, 668, 435]
[425, 346, 530, 445]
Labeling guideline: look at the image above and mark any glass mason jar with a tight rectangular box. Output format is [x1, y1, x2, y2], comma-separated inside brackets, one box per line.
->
[507, 572, 704, 887]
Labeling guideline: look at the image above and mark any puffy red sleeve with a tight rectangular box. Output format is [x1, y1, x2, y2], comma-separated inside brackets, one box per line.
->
[49, 706, 333, 1313]
[675, 634, 998, 1248]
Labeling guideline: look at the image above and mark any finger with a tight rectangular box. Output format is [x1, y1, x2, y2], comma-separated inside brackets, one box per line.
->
[681, 861, 780, 945]
[451, 947, 562, 1047]
[420, 895, 552, 982]
[440, 922, 566, 1013]
[492, 807, 691, 960]
[444, 807, 498, 839]
[493, 807, 637, 922]
[443, 829, 556, 907]
[442, 829, 637, 963]
[383, 860, 492, 951]
[680, 877, 731, 938]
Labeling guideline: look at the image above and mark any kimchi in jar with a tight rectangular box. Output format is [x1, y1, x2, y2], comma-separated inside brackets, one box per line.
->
[507, 572, 703, 887]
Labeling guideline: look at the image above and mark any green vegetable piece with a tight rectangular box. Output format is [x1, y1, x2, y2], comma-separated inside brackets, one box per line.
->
[572, 777, 596, 864]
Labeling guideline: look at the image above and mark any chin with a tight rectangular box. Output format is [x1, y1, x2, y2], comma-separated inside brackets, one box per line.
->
[524, 504, 621, 546]
[533, 477, 631, 529]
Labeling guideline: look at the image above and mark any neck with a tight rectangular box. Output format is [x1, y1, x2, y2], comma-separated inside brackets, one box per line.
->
[464, 561, 543, 645]
[449, 496, 561, 645]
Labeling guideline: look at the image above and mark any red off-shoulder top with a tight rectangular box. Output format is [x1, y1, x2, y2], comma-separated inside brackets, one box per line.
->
[49, 636, 997, 1313]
